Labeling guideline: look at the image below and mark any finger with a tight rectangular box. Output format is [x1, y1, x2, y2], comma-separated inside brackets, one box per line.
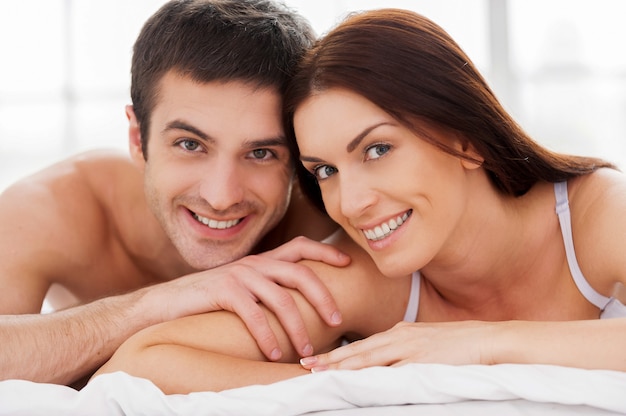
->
[249, 258, 342, 328]
[312, 344, 402, 372]
[262, 236, 351, 267]
[246, 274, 315, 357]
[225, 265, 316, 358]
[300, 332, 391, 369]
[225, 289, 284, 361]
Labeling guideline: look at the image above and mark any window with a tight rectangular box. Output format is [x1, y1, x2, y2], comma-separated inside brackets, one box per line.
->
[1, 0, 623, 192]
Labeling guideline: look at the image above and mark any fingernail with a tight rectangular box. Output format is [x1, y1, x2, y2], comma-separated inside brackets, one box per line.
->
[310, 365, 329, 373]
[270, 348, 282, 361]
[302, 343, 314, 356]
[330, 311, 342, 325]
[300, 356, 317, 366]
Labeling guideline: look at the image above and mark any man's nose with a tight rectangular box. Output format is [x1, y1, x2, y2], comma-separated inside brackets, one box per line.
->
[197, 158, 245, 211]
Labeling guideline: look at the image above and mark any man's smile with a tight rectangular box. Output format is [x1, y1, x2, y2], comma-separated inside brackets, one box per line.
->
[192, 212, 243, 230]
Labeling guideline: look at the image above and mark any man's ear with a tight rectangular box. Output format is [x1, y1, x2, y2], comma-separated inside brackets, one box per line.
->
[126, 105, 146, 169]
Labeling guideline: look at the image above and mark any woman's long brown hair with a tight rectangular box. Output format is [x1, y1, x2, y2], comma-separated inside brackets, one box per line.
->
[284, 8, 615, 212]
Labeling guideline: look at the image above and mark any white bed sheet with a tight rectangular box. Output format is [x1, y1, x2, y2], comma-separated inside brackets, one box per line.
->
[1, 363, 625, 415]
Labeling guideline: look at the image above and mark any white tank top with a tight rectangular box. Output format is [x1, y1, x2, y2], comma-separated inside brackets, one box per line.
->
[554, 181, 626, 318]
[400, 182, 626, 321]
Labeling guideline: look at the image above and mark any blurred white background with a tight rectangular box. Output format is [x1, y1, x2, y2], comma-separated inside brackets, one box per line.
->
[1, 0, 625, 192]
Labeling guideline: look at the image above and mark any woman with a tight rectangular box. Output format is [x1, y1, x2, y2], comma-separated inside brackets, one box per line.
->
[285, 7, 626, 374]
[94, 8, 626, 393]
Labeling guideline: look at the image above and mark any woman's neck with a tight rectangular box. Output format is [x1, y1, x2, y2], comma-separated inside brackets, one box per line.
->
[418, 181, 563, 319]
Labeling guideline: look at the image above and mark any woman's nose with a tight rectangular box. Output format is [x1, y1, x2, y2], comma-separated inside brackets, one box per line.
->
[337, 172, 377, 220]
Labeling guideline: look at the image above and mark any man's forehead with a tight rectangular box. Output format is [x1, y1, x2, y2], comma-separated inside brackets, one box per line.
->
[152, 72, 285, 140]
[157, 70, 281, 100]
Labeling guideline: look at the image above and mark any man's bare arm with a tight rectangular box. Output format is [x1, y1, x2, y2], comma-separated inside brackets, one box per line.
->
[0, 290, 155, 384]
[0, 239, 352, 385]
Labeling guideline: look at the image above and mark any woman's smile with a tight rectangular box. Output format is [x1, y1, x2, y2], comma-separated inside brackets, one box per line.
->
[361, 210, 412, 241]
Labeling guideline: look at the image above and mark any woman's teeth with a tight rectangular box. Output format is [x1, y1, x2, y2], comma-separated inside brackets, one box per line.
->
[363, 211, 411, 241]
[193, 213, 241, 229]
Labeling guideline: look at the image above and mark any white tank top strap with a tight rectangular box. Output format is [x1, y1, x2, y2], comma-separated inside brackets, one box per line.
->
[554, 181, 611, 309]
[403, 271, 421, 322]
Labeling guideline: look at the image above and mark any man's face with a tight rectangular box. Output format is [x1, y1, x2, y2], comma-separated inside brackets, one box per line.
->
[135, 72, 293, 270]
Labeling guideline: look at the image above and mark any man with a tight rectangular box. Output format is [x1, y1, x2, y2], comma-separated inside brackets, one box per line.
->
[0, 0, 344, 386]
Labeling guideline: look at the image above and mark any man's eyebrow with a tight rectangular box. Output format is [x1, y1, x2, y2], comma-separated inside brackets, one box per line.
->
[243, 136, 287, 149]
[163, 120, 285, 149]
[346, 122, 393, 153]
[163, 120, 211, 142]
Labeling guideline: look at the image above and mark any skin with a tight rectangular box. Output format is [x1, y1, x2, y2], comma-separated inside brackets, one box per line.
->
[92, 86, 626, 394]
[0, 73, 343, 385]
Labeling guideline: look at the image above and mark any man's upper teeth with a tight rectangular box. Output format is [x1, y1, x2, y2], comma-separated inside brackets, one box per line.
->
[363, 211, 410, 241]
[194, 213, 241, 229]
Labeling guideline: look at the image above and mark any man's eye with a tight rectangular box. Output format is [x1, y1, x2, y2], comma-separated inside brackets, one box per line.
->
[365, 143, 391, 161]
[250, 149, 274, 160]
[314, 165, 337, 180]
[178, 139, 201, 152]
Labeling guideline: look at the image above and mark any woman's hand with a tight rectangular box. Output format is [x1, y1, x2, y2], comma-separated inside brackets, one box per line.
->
[299, 320, 496, 371]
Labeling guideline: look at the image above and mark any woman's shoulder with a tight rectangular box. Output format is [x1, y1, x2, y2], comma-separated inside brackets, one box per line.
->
[568, 168, 626, 295]
[568, 168, 626, 225]
[304, 230, 413, 335]
[569, 167, 625, 201]
[319, 230, 395, 283]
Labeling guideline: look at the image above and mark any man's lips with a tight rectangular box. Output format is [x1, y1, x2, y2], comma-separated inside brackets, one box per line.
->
[192, 211, 243, 230]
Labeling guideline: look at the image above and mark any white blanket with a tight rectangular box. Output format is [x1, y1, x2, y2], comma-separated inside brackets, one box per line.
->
[1, 364, 625, 415]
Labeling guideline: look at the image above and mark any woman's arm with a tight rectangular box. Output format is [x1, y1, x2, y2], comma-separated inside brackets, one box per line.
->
[299, 317, 626, 372]
[93, 231, 411, 393]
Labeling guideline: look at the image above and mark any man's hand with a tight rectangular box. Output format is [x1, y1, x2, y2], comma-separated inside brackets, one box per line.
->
[149, 236, 350, 361]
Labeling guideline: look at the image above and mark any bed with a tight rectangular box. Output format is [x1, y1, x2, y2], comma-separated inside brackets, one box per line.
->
[2, 363, 625, 415]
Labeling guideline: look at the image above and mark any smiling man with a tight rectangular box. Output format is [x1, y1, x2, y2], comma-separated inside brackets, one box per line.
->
[0, 0, 343, 387]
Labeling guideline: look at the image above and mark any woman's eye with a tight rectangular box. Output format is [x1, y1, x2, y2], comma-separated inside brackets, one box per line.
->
[365, 143, 391, 161]
[178, 139, 201, 152]
[314, 165, 337, 180]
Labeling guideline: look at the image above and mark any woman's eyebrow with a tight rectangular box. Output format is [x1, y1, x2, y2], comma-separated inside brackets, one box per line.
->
[300, 122, 394, 162]
[346, 122, 393, 153]
[300, 155, 324, 163]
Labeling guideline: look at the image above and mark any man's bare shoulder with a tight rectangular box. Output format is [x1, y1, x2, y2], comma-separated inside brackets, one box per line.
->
[0, 150, 146, 310]
[0, 149, 140, 228]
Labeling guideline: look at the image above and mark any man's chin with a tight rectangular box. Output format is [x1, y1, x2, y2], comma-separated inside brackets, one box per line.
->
[182, 246, 253, 271]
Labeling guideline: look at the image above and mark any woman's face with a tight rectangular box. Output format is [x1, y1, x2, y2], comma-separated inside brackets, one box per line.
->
[294, 88, 476, 277]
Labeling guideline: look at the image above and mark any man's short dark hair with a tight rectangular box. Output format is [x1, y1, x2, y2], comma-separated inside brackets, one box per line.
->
[131, 0, 315, 158]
